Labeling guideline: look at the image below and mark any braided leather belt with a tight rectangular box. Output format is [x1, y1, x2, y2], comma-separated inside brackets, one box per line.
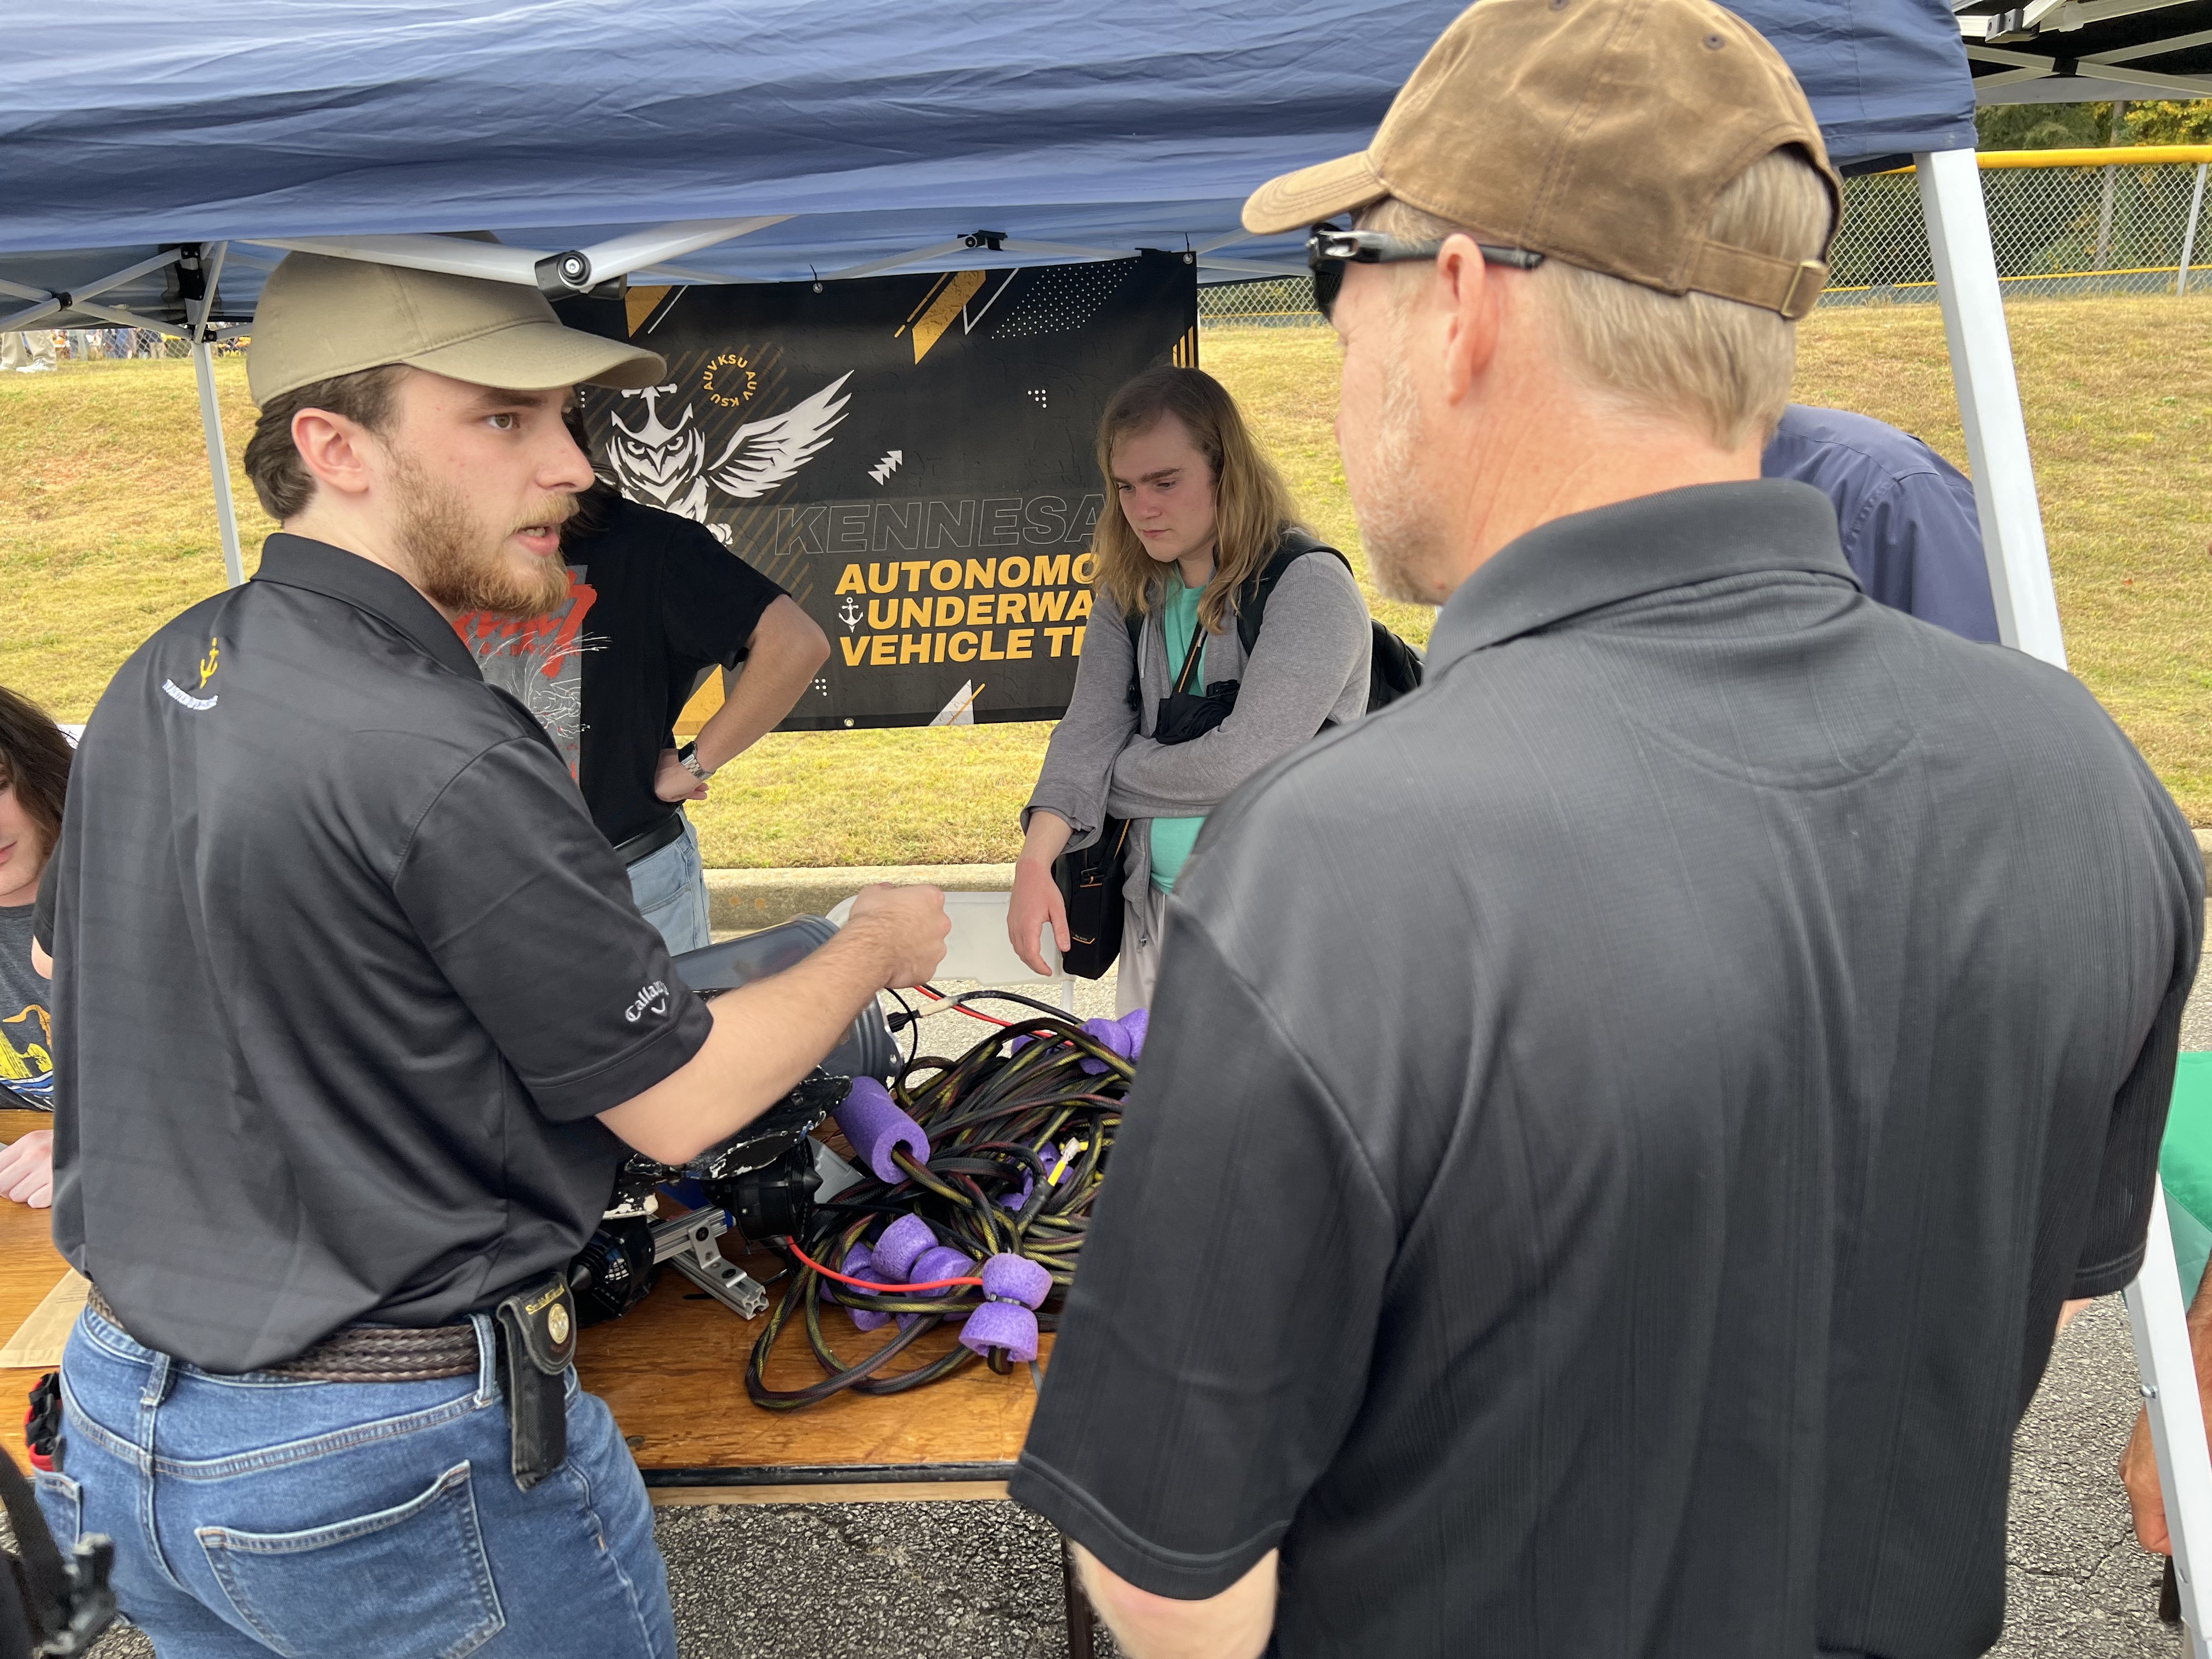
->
[87, 1284, 479, 1383]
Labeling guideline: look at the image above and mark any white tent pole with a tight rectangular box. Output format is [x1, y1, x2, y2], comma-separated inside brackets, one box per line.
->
[573, 216, 789, 281]
[1927, 138, 2212, 1657]
[2180, 163, 2208, 296]
[0, 247, 187, 332]
[1194, 255, 1307, 279]
[2128, 1186, 2212, 1659]
[188, 243, 245, 589]
[247, 234, 543, 285]
[823, 240, 975, 281]
[251, 217, 787, 293]
[1915, 147, 2067, 667]
[193, 342, 244, 587]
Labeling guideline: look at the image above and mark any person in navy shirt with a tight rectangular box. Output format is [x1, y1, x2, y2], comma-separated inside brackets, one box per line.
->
[1762, 403, 2001, 644]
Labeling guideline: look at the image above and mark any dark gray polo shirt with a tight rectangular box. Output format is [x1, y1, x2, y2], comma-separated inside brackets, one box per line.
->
[1012, 482, 2203, 1659]
[42, 534, 712, 1373]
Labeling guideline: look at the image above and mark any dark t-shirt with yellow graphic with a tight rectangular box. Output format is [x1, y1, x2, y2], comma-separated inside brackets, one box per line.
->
[0, 903, 53, 1107]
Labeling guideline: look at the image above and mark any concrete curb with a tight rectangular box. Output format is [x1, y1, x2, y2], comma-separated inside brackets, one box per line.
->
[707, 864, 1014, 933]
[713, 832, 2212, 934]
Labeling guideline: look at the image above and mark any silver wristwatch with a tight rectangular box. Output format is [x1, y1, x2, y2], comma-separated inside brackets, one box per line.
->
[677, 742, 710, 781]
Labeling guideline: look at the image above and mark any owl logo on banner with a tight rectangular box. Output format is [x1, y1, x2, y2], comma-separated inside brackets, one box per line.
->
[604, 375, 853, 524]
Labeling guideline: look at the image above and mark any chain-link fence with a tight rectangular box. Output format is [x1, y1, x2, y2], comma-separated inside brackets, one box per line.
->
[1198, 154, 2212, 326]
[59, 328, 193, 359]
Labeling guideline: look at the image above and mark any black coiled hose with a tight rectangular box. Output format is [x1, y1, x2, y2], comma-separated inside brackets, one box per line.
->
[746, 1011, 1130, 1410]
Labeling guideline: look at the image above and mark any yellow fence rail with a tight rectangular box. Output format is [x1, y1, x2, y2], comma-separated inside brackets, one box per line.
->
[1199, 148, 2212, 327]
[1889, 145, 2212, 171]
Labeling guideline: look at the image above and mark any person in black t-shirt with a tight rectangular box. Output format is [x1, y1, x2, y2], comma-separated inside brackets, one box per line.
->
[457, 428, 827, 952]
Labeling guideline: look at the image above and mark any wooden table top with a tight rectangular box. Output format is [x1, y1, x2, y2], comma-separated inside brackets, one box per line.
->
[0, 1110, 1046, 1497]
[0, 1111, 65, 1475]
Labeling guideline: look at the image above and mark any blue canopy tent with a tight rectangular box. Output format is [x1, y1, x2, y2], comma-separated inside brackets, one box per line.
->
[6, 1, 2207, 1639]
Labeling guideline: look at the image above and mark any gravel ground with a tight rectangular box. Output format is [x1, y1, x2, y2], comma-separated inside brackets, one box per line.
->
[65, 964, 2212, 1656]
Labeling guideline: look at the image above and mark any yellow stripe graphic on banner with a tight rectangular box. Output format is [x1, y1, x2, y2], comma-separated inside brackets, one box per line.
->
[627, 285, 673, 336]
[910, 270, 987, 364]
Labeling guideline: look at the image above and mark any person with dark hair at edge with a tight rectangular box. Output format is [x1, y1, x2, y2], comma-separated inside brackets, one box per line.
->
[1764, 402, 2001, 642]
[34, 252, 947, 1657]
[0, 684, 71, 1207]
[1006, 365, 1369, 1008]
[1008, 3, 2202, 1657]
[453, 408, 828, 953]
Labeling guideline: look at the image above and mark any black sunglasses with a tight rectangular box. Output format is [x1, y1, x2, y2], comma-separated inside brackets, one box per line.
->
[1306, 227, 1545, 321]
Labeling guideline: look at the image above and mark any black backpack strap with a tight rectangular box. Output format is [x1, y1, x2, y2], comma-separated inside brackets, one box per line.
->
[0, 1445, 66, 1654]
[1122, 606, 1144, 714]
[1234, 529, 1352, 657]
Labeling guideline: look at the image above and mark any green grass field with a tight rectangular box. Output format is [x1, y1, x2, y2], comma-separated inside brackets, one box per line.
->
[4, 296, 2209, 861]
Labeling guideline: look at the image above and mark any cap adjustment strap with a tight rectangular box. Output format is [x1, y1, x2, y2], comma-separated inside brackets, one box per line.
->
[1688, 241, 1830, 321]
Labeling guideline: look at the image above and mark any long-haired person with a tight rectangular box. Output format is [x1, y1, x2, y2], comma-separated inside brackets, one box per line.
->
[1008, 365, 1369, 1011]
[0, 684, 72, 1206]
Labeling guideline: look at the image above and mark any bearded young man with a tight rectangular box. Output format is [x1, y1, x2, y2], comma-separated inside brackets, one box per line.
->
[32, 253, 947, 1658]
[1010, 3, 2202, 1657]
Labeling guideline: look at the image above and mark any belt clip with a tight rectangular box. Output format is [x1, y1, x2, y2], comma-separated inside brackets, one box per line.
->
[492, 1274, 578, 1492]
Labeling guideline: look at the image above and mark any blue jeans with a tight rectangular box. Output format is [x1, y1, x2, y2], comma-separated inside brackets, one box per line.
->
[626, 814, 711, 956]
[37, 1301, 675, 1659]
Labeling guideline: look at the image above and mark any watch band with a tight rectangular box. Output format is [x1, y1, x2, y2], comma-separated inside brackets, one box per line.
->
[678, 741, 710, 781]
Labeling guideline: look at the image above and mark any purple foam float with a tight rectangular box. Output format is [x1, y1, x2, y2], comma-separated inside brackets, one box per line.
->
[871, 1213, 937, 1281]
[832, 1076, 929, 1184]
[895, 1244, 975, 1330]
[1077, 1009, 1149, 1075]
[960, 1301, 1039, 1362]
[958, 1251, 1053, 1362]
[831, 1242, 892, 1333]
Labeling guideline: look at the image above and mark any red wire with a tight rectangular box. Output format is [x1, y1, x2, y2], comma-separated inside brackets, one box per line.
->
[786, 1237, 983, 1293]
[912, 984, 1011, 1028]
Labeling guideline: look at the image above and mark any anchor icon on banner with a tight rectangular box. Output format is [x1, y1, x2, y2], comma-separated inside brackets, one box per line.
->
[837, 596, 862, 633]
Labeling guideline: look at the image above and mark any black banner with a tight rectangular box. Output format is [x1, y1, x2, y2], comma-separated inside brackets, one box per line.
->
[562, 253, 1197, 728]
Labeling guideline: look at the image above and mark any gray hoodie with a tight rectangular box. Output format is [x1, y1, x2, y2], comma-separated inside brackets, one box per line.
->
[1023, 548, 1371, 895]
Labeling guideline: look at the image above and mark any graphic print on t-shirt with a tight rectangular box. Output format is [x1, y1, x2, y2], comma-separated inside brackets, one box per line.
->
[0, 905, 53, 1104]
[454, 567, 600, 778]
[0, 1000, 51, 1102]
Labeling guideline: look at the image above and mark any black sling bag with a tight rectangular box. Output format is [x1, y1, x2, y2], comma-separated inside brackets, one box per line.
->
[1049, 613, 1205, 980]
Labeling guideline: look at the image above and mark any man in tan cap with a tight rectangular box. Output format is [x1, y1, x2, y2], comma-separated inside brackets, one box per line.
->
[32, 253, 947, 1656]
[1012, 3, 2200, 1656]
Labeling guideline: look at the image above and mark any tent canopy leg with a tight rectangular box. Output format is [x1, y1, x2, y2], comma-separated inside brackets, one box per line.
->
[1916, 145, 2066, 668]
[192, 339, 244, 588]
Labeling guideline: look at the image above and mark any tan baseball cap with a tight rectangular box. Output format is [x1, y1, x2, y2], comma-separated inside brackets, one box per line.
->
[247, 252, 666, 404]
[1243, 0, 1843, 320]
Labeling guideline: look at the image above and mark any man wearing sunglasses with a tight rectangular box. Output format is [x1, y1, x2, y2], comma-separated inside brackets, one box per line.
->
[1013, 2, 2201, 1657]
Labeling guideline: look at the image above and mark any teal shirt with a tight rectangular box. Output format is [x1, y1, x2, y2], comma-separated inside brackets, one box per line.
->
[1148, 577, 1206, 892]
